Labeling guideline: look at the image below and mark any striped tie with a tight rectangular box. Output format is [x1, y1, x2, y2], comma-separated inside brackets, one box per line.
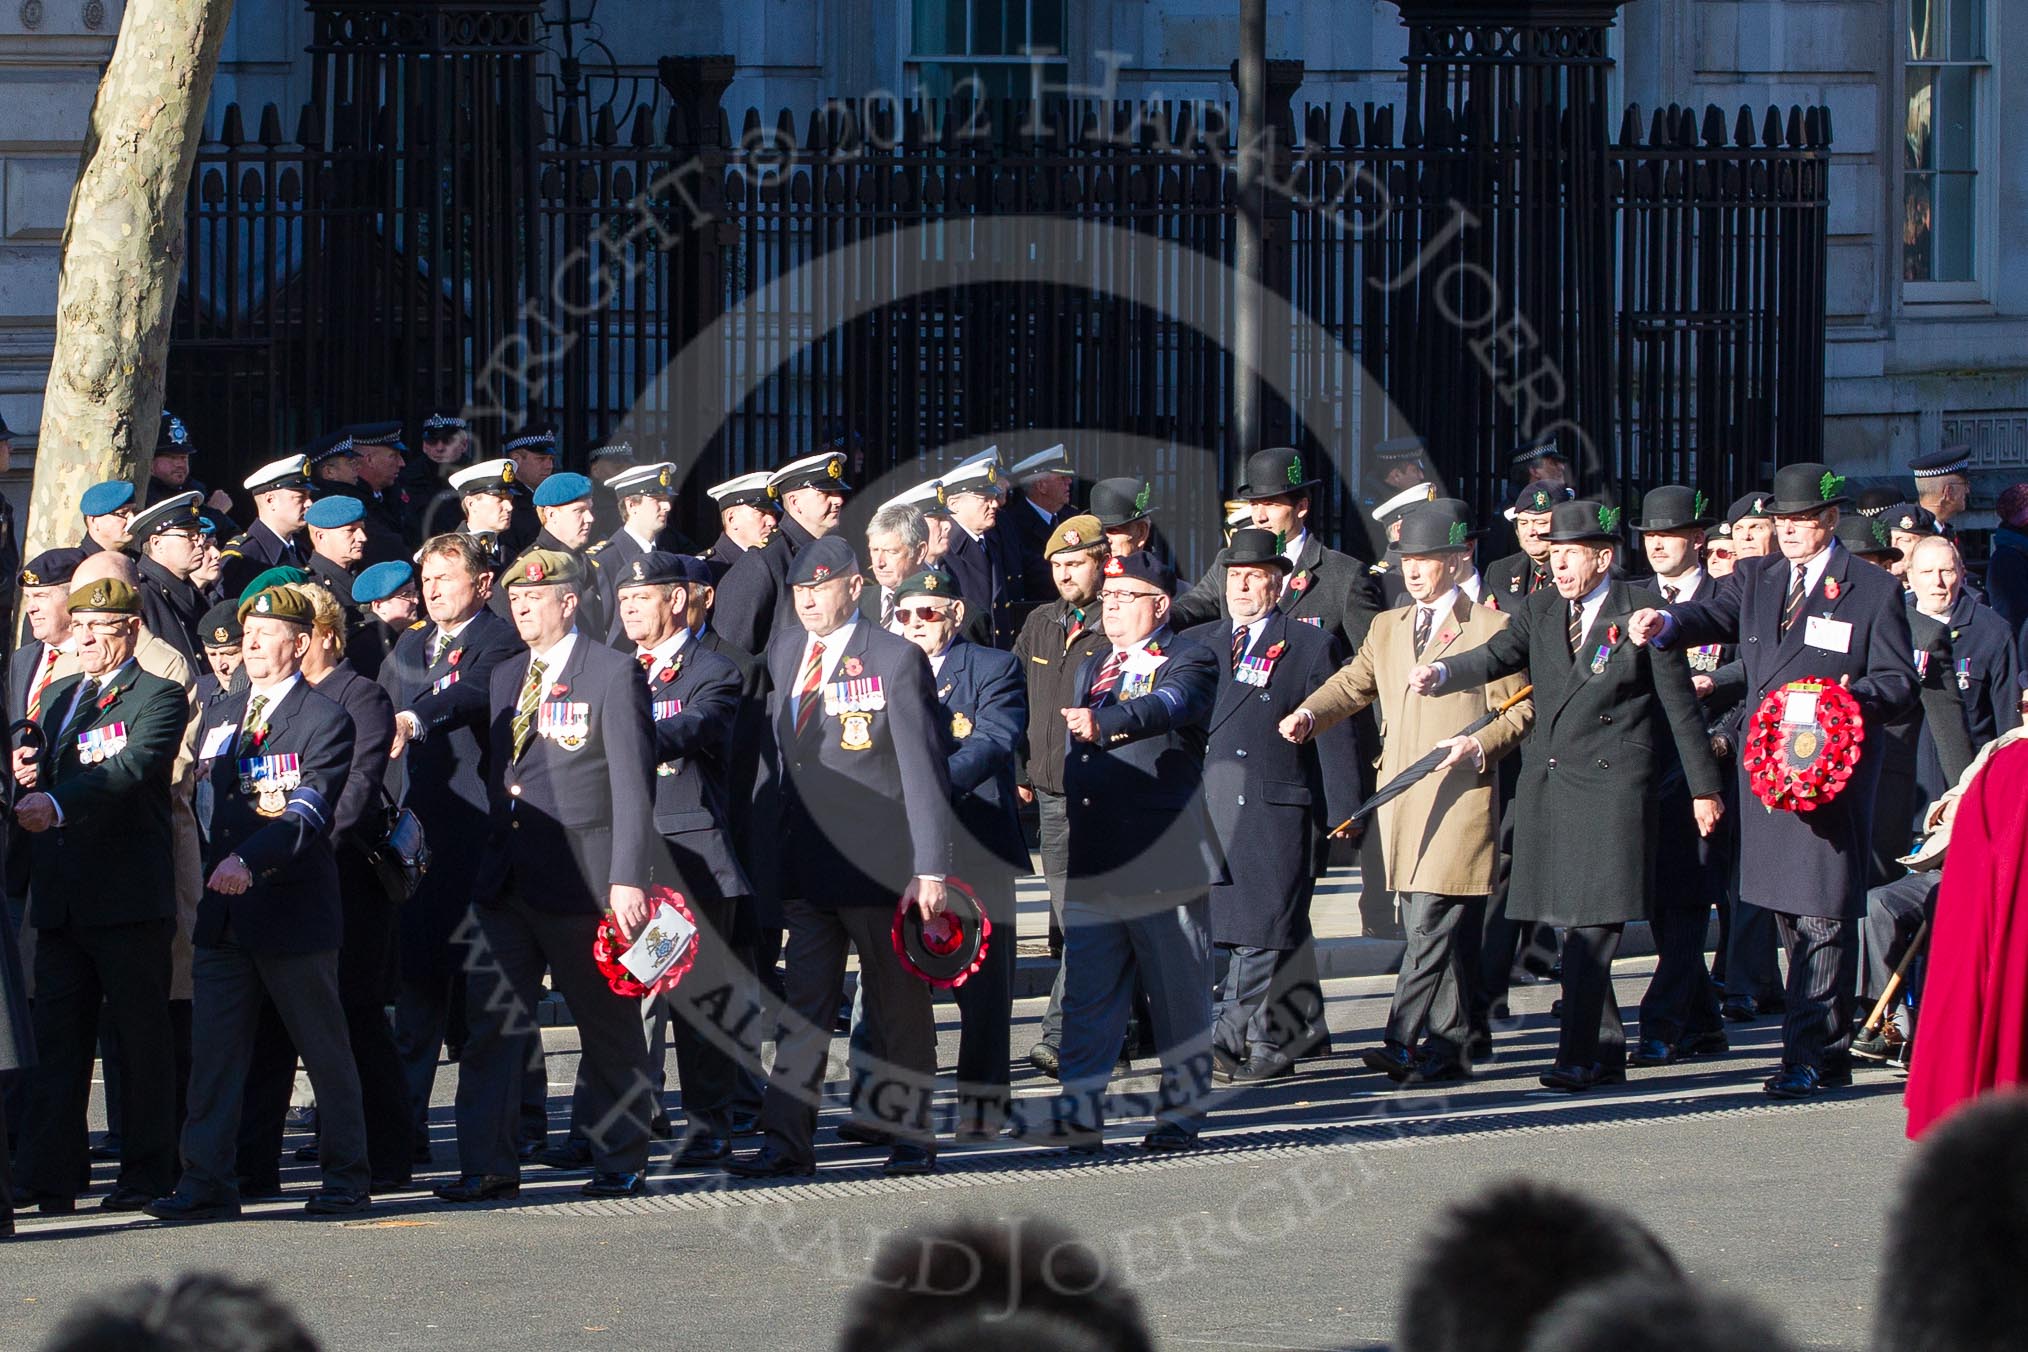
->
[1230, 627, 1248, 672]
[1413, 606, 1433, 654]
[1567, 601, 1583, 658]
[1065, 606, 1086, 645]
[793, 641, 826, 737]
[429, 631, 450, 666]
[1528, 562, 1548, 595]
[511, 658, 548, 761]
[1781, 566, 1808, 634]
[237, 692, 269, 757]
[1088, 650, 1129, 706]
[25, 652, 55, 724]
[60, 678, 101, 746]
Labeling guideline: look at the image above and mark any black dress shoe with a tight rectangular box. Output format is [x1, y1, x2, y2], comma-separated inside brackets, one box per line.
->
[1675, 1030, 1729, 1058]
[729, 1109, 762, 1137]
[676, 1135, 731, 1165]
[1028, 1043, 1061, 1077]
[1719, 996, 1757, 1022]
[1628, 1037, 1680, 1067]
[303, 1189, 371, 1216]
[1232, 1052, 1295, 1083]
[1538, 1063, 1624, 1093]
[580, 1171, 646, 1198]
[368, 1176, 414, 1195]
[1466, 1030, 1494, 1060]
[535, 1140, 593, 1170]
[236, 1177, 283, 1202]
[20, 1192, 76, 1215]
[1405, 1053, 1471, 1085]
[516, 1138, 542, 1162]
[648, 1115, 675, 1140]
[1210, 1044, 1244, 1083]
[722, 1147, 815, 1179]
[293, 1144, 320, 1163]
[1361, 1043, 1417, 1081]
[433, 1174, 520, 1203]
[144, 1194, 242, 1223]
[88, 1135, 122, 1162]
[882, 1143, 936, 1177]
[99, 1186, 157, 1213]
[835, 1120, 896, 1148]
[1141, 1122, 1200, 1152]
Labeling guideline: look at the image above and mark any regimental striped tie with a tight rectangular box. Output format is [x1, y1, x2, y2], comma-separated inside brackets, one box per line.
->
[1413, 606, 1433, 654]
[429, 631, 450, 666]
[511, 658, 548, 761]
[60, 678, 100, 746]
[1781, 566, 1808, 634]
[25, 652, 55, 724]
[1065, 606, 1086, 645]
[237, 692, 269, 757]
[793, 641, 826, 737]
[1528, 562, 1548, 595]
[1088, 649, 1129, 706]
[1230, 627, 1248, 672]
[1567, 601, 1583, 658]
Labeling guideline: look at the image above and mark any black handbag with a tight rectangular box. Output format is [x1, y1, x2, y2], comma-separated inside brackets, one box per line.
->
[364, 789, 430, 903]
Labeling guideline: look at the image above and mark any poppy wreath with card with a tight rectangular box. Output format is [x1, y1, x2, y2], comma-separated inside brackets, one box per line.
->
[590, 885, 698, 998]
[1741, 678, 1864, 812]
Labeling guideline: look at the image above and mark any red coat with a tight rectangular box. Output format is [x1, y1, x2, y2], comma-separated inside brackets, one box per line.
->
[1905, 740, 2028, 1138]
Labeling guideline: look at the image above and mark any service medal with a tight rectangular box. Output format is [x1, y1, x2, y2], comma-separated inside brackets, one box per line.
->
[950, 711, 973, 739]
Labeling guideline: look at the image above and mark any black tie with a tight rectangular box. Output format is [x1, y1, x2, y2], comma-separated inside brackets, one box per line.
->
[60, 678, 100, 744]
[1567, 601, 1584, 657]
[1781, 566, 1808, 634]
[1413, 606, 1433, 653]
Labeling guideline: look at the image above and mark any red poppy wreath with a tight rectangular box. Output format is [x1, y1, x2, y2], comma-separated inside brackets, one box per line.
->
[1741, 678, 1864, 813]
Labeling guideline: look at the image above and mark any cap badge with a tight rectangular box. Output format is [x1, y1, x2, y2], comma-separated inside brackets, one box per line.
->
[1103, 555, 1124, 577]
[923, 575, 939, 591]
[89, 584, 108, 607]
[254, 592, 272, 614]
[525, 560, 546, 583]
[1061, 529, 1081, 546]
[632, 560, 646, 580]
[168, 416, 188, 444]
[827, 457, 843, 480]
[501, 462, 516, 484]
[812, 564, 832, 581]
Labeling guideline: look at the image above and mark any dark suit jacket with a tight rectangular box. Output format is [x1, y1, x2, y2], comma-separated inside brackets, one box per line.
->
[642, 638, 752, 905]
[218, 519, 306, 601]
[767, 620, 953, 907]
[196, 679, 355, 954]
[1663, 545, 1919, 918]
[306, 551, 358, 609]
[593, 526, 659, 646]
[1484, 550, 1555, 608]
[306, 662, 395, 848]
[136, 555, 208, 659]
[1169, 534, 1381, 655]
[27, 665, 186, 929]
[715, 515, 818, 656]
[1184, 613, 1358, 949]
[1909, 591, 2018, 809]
[324, 481, 408, 567]
[706, 531, 748, 585]
[1063, 627, 1225, 901]
[481, 633, 657, 914]
[1005, 495, 1062, 628]
[1444, 579, 1723, 927]
[931, 640, 1029, 879]
[943, 522, 1021, 649]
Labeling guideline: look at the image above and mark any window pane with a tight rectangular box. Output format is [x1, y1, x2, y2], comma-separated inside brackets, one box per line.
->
[1904, 66, 1936, 171]
[1908, 0, 1936, 60]
[1904, 173, 1936, 282]
[1934, 65, 1976, 169]
[1032, 0, 1064, 50]
[1949, 0, 1986, 60]
[914, 0, 967, 55]
[1934, 171, 1976, 281]
[974, 0, 1009, 54]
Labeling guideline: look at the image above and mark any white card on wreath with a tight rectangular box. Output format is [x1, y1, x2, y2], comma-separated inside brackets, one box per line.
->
[619, 901, 697, 986]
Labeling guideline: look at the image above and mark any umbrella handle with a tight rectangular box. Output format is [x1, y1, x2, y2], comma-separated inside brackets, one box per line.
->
[5, 719, 44, 815]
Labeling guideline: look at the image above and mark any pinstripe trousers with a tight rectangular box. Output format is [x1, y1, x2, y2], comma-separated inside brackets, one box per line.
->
[1774, 913, 1858, 1070]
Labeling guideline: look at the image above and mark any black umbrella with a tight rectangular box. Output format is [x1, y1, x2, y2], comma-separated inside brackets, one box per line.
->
[5, 719, 44, 817]
[1331, 684, 1534, 835]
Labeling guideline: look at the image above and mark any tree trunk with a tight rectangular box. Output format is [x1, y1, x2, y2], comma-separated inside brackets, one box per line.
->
[24, 0, 236, 563]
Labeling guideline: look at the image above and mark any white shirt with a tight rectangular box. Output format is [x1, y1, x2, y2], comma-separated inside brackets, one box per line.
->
[1654, 568, 1705, 604]
[1281, 530, 1310, 564]
[525, 632, 578, 688]
[27, 637, 76, 708]
[1788, 544, 1836, 602]
[1570, 575, 1613, 647]
[793, 619, 859, 720]
[623, 525, 658, 553]
[1026, 498, 1056, 528]
[242, 672, 302, 734]
[1458, 571, 1484, 604]
[1413, 589, 1460, 650]
[57, 658, 135, 733]
[928, 640, 954, 678]
[637, 628, 690, 681]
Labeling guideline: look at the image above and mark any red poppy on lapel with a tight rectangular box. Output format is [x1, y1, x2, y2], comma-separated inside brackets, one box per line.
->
[549, 682, 569, 700]
[1289, 572, 1310, 593]
[1145, 640, 1164, 657]
[448, 649, 462, 666]
[843, 656, 864, 678]
[1823, 576, 1841, 600]
[1264, 641, 1286, 662]
[251, 727, 268, 751]
[96, 687, 119, 711]
[1607, 624, 1621, 646]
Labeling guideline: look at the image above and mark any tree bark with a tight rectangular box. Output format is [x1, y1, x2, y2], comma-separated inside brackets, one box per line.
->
[25, 0, 236, 563]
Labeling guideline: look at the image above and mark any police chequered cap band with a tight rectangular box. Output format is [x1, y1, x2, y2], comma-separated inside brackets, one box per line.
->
[423, 413, 470, 433]
[1910, 448, 1970, 478]
[504, 430, 558, 453]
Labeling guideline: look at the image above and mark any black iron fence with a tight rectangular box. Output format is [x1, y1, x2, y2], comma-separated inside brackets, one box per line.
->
[168, 73, 1829, 570]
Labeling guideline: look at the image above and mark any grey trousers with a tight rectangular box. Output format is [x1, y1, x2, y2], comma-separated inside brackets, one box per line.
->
[1384, 893, 1476, 1059]
[179, 938, 368, 1201]
[1056, 894, 1215, 1135]
[1858, 873, 1936, 1003]
[1035, 789, 1072, 1047]
[1212, 932, 1326, 1062]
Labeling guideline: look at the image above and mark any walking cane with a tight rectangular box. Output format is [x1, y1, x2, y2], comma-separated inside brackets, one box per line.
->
[1860, 916, 1931, 1040]
[1329, 683, 1534, 836]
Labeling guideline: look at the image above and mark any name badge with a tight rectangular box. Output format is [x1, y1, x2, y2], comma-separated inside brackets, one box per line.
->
[538, 701, 591, 750]
[823, 676, 886, 715]
[77, 723, 127, 765]
[200, 723, 237, 759]
[238, 753, 302, 817]
[1803, 615, 1852, 654]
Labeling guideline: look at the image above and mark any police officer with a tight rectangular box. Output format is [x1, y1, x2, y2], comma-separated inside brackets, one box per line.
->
[146, 410, 236, 519]
[701, 471, 777, 584]
[891, 566, 1028, 1136]
[411, 411, 476, 544]
[129, 491, 212, 658]
[149, 582, 370, 1221]
[338, 422, 414, 564]
[437, 548, 657, 1203]
[11, 578, 187, 1214]
[1009, 514, 1109, 1074]
[1057, 551, 1222, 1151]
[714, 450, 852, 656]
[78, 480, 138, 556]
[1184, 528, 1359, 1083]
[499, 422, 560, 554]
[595, 462, 679, 643]
[218, 456, 312, 599]
[613, 551, 758, 1163]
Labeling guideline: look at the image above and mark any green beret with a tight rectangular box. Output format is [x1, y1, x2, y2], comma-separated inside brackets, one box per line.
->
[501, 548, 580, 588]
[236, 565, 310, 611]
[68, 578, 141, 616]
[238, 585, 314, 627]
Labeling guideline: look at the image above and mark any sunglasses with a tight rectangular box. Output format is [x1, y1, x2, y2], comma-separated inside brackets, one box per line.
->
[894, 605, 953, 624]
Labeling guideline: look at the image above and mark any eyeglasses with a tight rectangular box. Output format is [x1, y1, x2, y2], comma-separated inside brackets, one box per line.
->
[79, 618, 136, 635]
[1099, 589, 1162, 606]
[893, 605, 953, 624]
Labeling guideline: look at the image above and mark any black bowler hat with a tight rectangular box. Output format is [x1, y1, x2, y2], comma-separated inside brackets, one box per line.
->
[1223, 527, 1293, 573]
[891, 882, 991, 988]
[1631, 485, 1717, 533]
[1835, 513, 1900, 562]
[1101, 549, 1177, 595]
[1395, 499, 1480, 555]
[1541, 499, 1623, 544]
[1763, 462, 1852, 514]
[1089, 477, 1154, 527]
[1236, 447, 1320, 501]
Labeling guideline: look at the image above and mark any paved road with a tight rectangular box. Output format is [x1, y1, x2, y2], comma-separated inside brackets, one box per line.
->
[3, 959, 1908, 1351]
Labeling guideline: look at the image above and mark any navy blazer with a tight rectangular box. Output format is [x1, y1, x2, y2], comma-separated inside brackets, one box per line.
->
[943, 522, 1022, 649]
[196, 679, 355, 954]
[1663, 545, 1920, 918]
[480, 632, 658, 915]
[1184, 613, 1358, 949]
[27, 665, 186, 930]
[1062, 627, 1225, 901]
[307, 662, 396, 847]
[641, 637, 753, 905]
[715, 515, 818, 656]
[930, 639, 1030, 878]
[767, 619, 954, 907]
